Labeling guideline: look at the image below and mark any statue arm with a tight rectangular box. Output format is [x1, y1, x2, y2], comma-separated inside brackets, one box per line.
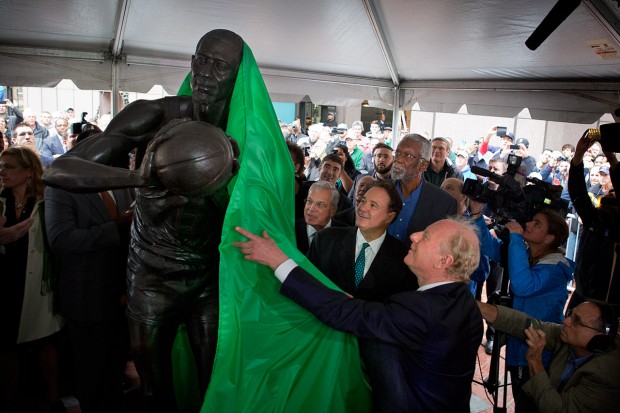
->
[43, 98, 190, 192]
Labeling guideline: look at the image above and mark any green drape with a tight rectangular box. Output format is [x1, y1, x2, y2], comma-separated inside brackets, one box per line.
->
[173, 43, 371, 412]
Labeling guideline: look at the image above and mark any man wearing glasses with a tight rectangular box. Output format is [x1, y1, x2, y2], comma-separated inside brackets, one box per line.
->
[388, 133, 457, 246]
[478, 300, 619, 413]
[294, 181, 345, 255]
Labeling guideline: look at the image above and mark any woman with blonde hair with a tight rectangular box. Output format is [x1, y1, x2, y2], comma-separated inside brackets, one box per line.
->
[0, 146, 64, 412]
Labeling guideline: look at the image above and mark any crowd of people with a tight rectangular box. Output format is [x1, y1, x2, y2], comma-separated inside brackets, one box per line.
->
[2, 89, 619, 411]
[283, 117, 619, 412]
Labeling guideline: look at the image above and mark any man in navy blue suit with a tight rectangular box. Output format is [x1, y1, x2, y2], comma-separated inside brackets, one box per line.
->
[234, 217, 483, 413]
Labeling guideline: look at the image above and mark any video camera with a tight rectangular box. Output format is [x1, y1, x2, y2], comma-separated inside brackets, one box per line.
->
[463, 154, 568, 225]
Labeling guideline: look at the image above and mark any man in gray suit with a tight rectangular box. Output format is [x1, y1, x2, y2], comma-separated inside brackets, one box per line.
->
[44, 186, 134, 412]
[389, 133, 457, 246]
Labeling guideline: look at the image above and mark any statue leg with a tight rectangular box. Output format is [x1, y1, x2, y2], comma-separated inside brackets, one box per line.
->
[187, 280, 219, 394]
[128, 315, 179, 413]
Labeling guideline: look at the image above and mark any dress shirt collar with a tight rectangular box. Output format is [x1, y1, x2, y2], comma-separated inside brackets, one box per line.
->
[307, 219, 332, 240]
[418, 281, 455, 291]
[355, 228, 386, 256]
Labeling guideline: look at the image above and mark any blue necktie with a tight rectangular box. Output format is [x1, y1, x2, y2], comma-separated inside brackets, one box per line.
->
[354, 243, 370, 288]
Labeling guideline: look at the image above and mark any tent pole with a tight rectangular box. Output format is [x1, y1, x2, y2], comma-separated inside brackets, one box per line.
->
[392, 86, 401, 147]
[111, 62, 120, 116]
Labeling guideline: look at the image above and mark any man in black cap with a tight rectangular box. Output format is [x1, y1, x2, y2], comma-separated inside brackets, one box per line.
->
[324, 112, 337, 128]
[325, 123, 349, 154]
[512, 137, 537, 176]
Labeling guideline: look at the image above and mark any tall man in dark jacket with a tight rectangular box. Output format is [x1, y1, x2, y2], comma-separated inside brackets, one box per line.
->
[389, 134, 457, 246]
[45, 186, 134, 412]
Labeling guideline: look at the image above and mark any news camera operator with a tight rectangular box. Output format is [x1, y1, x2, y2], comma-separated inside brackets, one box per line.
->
[469, 198, 575, 413]
[567, 129, 620, 309]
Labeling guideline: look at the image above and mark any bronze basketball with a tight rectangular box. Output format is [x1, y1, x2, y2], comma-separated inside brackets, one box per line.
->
[154, 121, 235, 197]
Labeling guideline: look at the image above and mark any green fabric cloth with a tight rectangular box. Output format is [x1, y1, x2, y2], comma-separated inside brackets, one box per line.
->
[174, 43, 371, 412]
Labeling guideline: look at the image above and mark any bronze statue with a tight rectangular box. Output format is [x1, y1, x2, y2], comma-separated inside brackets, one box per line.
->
[43, 29, 243, 411]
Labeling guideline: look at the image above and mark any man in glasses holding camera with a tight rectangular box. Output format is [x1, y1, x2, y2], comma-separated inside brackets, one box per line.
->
[478, 300, 619, 413]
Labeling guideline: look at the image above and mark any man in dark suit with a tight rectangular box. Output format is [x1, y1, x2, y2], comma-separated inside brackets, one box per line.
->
[44, 186, 134, 412]
[295, 181, 346, 255]
[234, 217, 483, 413]
[305, 180, 419, 411]
[335, 175, 375, 226]
[296, 153, 352, 219]
[308, 180, 417, 300]
[389, 133, 457, 247]
[40, 118, 69, 159]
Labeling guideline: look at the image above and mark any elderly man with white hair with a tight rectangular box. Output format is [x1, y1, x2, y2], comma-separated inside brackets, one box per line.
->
[21, 108, 49, 153]
[301, 123, 328, 180]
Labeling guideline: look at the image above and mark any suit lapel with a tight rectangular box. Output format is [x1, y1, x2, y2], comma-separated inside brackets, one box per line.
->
[112, 188, 134, 211]
[362, 238, 389, 289]
[336, 228, 356, 291]
[87, 193, 111, 221]
[408, 182, 428, 235]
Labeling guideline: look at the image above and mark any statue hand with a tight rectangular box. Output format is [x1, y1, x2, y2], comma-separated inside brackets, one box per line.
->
[136, 188, 188, 225]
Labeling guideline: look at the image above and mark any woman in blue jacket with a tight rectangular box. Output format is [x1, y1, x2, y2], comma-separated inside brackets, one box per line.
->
[469, 201, 574, 413]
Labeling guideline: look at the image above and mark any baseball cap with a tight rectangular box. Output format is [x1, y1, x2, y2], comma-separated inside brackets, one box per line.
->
[515, 137, 529, 148]
[337, 123, 348, 130]
[599, 165, 610, 175]
[291, 123, 299, 130]
[503, 132, 515, 141]
[457, 149, 470, 158]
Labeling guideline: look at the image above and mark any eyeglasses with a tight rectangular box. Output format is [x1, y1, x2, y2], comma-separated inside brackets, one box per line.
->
[566, 308, 604, 333]
[304, 198, 329, 209]
[394, 151, 417, 161]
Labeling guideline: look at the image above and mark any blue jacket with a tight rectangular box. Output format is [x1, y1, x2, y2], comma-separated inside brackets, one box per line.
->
[475, 216, 574, 366]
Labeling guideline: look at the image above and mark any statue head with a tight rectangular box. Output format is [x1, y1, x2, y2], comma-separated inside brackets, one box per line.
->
[191, 29, 243, 113]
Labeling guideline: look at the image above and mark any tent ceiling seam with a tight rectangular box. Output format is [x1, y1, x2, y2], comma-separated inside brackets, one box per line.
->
[111, 0, 131, 59]
[362, 0, 399, 86]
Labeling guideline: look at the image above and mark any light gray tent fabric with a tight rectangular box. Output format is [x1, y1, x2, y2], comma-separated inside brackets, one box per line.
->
[0, 0, 619, 122]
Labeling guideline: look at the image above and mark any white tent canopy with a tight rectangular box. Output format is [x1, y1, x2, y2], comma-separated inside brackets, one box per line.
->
[1, 0, 619, 123]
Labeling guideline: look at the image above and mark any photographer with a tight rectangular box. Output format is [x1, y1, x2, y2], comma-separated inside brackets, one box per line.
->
[478, 300, 620, 413]
[469, 200, 574, 412]
[567, 131, 620, 309]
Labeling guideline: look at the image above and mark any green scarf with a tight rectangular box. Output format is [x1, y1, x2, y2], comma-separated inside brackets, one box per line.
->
[173, 43, 371, 413]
